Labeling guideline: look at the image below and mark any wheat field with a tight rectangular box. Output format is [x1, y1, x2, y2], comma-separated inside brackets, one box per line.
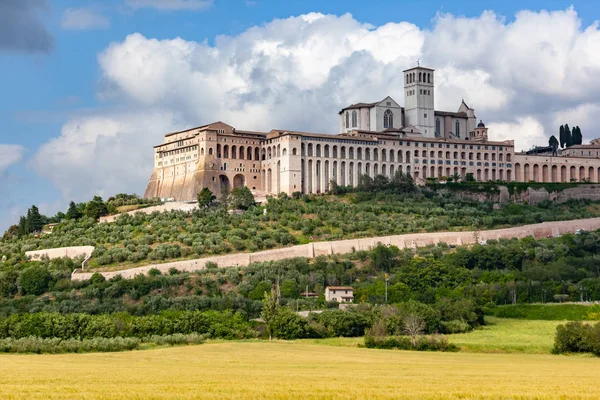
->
[1, 341, 599, 399]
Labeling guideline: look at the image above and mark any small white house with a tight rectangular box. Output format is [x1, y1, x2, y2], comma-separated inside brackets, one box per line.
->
[325, 286, 354, 303]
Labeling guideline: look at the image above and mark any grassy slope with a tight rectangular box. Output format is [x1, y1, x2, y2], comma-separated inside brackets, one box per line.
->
[488, 304, 600, 320]
[296, 317, 563, 354]
[1, 341, 599, 400]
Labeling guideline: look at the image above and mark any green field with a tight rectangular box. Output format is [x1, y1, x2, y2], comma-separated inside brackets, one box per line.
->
[297, 317, 563, 354]
[1, 340, 599, 400]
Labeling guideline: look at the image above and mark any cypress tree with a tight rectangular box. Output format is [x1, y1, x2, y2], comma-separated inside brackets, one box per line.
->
[549, 135, 559, 151]
[564, 124, 572, 147]
[573, 126, 582, 145]
[66, 201, 82, 220]
[559, 125, 565, 148]
[26, 205, 44, 233]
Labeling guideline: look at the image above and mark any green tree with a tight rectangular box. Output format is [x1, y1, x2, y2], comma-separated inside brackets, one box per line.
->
[280, 279, 299, 299]
[18, 216, 27, 237]
[271, 307, 307, 339]
[564, 124, 572, 147]
[66, 201, 82, 220]
[229, 187, 255, 210]
[18, 266, 52, 295]
[549, 135, 559, 151]
[27, 205, 45, 233]
[84, 196, 108, 220]
[261, 289, 279, 340]
[197, 188, 216, 208]
[369, 243, 400, 272]
[559, 125, 566, 148]
[572, 126, 583, 145]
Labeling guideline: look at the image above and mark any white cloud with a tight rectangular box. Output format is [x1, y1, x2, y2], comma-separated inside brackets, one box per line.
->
[32, 111, 179, 200]
[34, 8, 600, 200]
[61, 8, 110, 30]
[0, 144, 25, 174]
[487, 117, 546, 152]
[125, 0, 213, 11]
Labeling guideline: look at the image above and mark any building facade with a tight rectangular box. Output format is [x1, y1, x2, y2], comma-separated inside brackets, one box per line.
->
[144, 65, 600, 201]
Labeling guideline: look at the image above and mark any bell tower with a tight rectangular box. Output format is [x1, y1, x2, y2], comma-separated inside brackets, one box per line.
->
[403, 65, 435, 138]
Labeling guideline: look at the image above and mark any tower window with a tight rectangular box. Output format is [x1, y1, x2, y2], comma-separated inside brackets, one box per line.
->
[384, 109, 394, 128]
[345, 111, 349, 128]
[352, 110, 357, 127]
[455, 121, 460, 137]
[436, 119, 440, 135]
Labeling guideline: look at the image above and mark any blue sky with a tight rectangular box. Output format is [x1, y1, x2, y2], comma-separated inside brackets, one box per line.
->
[1, 0, 600, 232]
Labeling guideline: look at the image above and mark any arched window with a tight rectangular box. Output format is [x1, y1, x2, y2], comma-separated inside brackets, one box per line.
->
[428, 73, 431, 83]
[352, 110, 357, 127]
[419, 72, 422, 82]
[282, 148, 287, 156]
[345, 112, 350, 128]
[292, 148, 297, 156]
[436, 118, 440, 135]
[383, 109, 394, 128]
[455, 120, 460, 137]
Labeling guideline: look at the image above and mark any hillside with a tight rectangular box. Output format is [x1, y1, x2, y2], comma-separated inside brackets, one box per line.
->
[3, 183, 600, 271]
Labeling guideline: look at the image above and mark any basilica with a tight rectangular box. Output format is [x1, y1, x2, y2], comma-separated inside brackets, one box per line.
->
[144, 65, 600, 201]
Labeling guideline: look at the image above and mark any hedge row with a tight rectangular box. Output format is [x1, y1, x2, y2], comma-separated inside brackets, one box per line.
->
[0, 311, 255, 340]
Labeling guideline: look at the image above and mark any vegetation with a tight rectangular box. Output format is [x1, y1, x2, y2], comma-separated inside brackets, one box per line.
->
[3, 342, 600, 399]
[448, 317, 560, 354]
[3, 182, 600, 270]
[3, 194, 161, 240]
[0, 311, 255, 340]
[364, 334, 458, 352]
[488, 304, 600, 321]
[552, 321, 600, 356]
[559, 124, 583, 148]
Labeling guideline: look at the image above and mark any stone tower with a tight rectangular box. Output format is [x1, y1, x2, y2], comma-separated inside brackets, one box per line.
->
[403, 65, 435, 137]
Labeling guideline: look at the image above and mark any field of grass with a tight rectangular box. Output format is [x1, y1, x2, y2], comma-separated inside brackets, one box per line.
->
[488, 304, 600, 320]
[1, 340, 599, 399]
[448, 317, 560, 354]
[296, 317, 563, 354]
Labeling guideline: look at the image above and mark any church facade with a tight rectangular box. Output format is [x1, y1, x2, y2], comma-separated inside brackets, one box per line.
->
[144, 66, 600, 201]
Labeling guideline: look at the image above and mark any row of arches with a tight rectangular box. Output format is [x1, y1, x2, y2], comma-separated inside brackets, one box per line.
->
[515, 163, 600, 183]
[300, 160, 412, 194]
[414, 166, 511, 182]
[302, 144, 415, 163]
[406, 71, 432, 84]
[216, 143, 297, 161]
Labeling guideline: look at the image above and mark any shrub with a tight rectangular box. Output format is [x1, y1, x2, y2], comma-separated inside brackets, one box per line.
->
[18, 266, 51, 295]
[0, 336, 140, 354]
[364, 334, 458, 352]
[552, 321, 600, 356]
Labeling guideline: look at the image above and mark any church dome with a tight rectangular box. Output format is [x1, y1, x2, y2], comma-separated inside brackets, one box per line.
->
[477, 120, 485, 128]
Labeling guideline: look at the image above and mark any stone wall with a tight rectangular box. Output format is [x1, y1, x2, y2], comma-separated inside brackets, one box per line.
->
[27, 246, 95, 261]
[71, 217, 600, 281]
[99, 202, 198, 223]
[442, 184, 600, 206]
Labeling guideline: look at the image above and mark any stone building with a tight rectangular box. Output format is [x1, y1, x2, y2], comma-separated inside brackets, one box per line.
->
[144, 65, 600, 201]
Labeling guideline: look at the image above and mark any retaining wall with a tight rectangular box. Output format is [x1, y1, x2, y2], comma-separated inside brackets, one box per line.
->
[71, 217, 600, 281]
[27, 246, 95, 261]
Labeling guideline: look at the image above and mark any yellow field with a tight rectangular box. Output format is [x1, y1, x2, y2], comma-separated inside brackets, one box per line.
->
[1, 341, 599, 400]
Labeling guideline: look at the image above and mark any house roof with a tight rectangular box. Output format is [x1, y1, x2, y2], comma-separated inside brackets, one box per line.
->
[326, 286, 354, 290]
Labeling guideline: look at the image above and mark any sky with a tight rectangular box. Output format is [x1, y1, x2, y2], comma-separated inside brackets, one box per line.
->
[1, 0, 600, 232]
